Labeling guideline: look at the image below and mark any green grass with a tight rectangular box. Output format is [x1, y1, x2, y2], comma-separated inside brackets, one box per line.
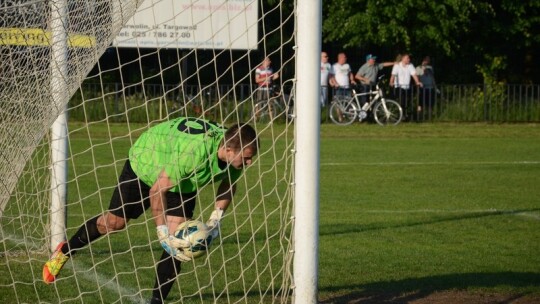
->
[1, 122, 539, 303]
[318, 123, 540, 302]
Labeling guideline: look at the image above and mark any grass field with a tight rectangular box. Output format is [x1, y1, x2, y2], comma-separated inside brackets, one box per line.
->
[1, 122, 539, 303]
[318, 123, 540, 303]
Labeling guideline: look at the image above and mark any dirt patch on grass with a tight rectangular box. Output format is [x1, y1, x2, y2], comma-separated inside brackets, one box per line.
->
[409, 291, 539, 304]
[321, 290, 540, 303]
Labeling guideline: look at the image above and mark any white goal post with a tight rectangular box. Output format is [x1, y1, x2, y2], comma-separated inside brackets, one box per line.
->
[294, 0, 321, 303]
[0, 0, 320, 303]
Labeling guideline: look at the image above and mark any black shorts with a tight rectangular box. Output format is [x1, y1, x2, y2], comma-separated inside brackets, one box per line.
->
[108, 160, 197, 219]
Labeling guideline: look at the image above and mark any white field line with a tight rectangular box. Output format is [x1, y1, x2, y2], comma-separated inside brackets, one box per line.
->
[321, 160, 540, 166]
[1, 235, 143, 303]
[515, 212, 540, 221]
[65, 259, 145, 304]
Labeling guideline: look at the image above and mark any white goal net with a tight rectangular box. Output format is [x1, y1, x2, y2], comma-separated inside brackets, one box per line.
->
[0, 0, 302, 302]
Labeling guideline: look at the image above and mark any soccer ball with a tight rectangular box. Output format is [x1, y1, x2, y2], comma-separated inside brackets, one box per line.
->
[173, 220, 212, 259]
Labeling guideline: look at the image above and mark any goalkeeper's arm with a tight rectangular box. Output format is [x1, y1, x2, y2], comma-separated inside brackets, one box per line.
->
[150, 170, 191, 261]
[214, 179, 236, 211]
[150, 170, 175, 227]
[207, 180, 237, 238]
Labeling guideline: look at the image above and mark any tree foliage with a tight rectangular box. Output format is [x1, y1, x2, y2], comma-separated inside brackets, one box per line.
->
[322, 0, 540, 83]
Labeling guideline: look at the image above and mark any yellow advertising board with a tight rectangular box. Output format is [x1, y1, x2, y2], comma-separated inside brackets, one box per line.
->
[0, 28, 96, 47]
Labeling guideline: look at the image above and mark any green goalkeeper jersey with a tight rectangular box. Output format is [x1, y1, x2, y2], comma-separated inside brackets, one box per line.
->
[129, 117, 242, 193]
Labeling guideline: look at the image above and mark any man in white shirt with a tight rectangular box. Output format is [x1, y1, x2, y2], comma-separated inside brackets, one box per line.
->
[390, 53, 422, 121]
[332, 52, 356, 97]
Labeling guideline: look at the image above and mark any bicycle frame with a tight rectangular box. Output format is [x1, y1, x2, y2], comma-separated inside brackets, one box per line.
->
[350, 85, 384, 111]
[336, 82, 385, 114]
[329, 76, 403, 126]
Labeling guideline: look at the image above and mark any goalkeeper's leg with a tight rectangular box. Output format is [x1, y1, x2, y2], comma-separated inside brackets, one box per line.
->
[150, 250, 182, 304]
[44, 160, 148, 284]
[43, 215, 104, 283]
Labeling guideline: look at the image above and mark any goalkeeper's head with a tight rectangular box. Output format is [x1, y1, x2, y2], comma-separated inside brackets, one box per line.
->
[220, 123, 258, 169]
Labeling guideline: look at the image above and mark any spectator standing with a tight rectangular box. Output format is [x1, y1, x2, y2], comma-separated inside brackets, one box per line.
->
[355, 54, 394, 106]
[255, 57, 279, 101]
[332, 52, 356, 97]
[416, 56, 437, 121]
[390, 53, 422, 121]
[320, 51, 336, 107]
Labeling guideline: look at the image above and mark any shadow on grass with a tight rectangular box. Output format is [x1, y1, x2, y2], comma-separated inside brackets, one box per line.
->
[319, 271, 540, 303]
[319, 208, 540, 237]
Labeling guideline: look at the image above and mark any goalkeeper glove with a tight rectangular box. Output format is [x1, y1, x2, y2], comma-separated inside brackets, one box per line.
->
[156, 225, 192, 262]
[206, 208, 224, 239]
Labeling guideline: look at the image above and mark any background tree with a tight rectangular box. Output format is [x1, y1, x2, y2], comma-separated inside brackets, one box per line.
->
[322, 0, 540, 83]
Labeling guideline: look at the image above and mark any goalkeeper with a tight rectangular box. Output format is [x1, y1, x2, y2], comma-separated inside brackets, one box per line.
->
[43, 117, 258, 303]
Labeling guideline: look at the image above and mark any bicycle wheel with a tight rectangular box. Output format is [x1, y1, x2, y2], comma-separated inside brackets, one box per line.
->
[373, 99, 403, 126]
[270, 97, 286, 121]
[252, 100, 278, 123]
[329, 97, 357, 125]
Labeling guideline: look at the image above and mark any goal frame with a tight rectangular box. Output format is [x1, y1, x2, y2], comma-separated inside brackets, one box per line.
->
[45, 0, 321, 303]
[292, 0, 321, 303]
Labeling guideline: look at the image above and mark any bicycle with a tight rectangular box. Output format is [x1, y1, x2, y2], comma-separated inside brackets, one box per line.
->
[252, 84, 293, 123]
[329, 75, 403, 126]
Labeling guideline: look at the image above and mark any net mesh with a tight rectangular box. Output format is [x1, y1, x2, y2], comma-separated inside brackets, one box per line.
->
[0, 0, 296, 302]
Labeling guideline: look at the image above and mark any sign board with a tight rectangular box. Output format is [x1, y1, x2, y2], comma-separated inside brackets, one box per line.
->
[113, 0, 258, 49]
